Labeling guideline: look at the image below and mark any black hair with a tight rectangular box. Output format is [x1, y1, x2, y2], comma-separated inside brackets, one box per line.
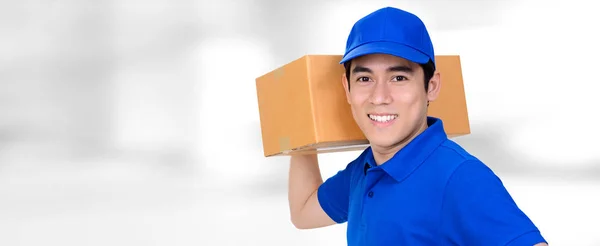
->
[343, 59, 435, 92]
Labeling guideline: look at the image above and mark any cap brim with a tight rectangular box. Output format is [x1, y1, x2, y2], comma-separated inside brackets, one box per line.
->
[339, 41, 431, 65]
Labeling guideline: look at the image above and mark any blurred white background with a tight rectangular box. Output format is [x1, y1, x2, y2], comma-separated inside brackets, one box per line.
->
[1, 0, 598, 245]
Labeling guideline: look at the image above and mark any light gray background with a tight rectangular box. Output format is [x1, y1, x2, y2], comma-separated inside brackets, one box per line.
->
[1, 0, 598, 245]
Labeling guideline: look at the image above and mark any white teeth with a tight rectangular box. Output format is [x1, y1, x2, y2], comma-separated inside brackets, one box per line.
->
[369, 114, 397, 122]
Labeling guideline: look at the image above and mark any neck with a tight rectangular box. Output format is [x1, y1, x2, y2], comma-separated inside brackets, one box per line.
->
[371, 118, 429, 165]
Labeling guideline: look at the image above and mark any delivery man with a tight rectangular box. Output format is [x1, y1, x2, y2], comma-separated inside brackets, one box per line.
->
[287, 6, 548, 246]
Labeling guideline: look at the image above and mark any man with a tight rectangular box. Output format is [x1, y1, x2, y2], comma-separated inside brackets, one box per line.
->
[287, 6, 548, 246]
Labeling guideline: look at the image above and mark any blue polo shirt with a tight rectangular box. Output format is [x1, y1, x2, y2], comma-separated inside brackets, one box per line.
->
[317, 117, 547, 245]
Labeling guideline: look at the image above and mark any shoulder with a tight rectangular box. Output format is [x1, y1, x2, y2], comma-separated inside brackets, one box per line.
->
[321, 146, 372, 183]
[443, 139, 496, 179]
[427, 138, 486, 176]
[344, 146, 373, 172]
[425, 138, 505, 195]
[435, 140, 512, 205]
[436, 140, 499, 187]
[437, 138, 479, 163]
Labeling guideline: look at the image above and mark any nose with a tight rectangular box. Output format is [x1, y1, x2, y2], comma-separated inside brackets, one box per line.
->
[369, 81, 392, 105]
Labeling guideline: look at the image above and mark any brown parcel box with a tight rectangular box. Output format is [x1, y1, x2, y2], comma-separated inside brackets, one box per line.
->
[255, 55, 470, 157]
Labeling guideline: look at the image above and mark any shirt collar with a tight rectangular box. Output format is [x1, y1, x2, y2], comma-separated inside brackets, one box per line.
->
[364, 116, 448, 182]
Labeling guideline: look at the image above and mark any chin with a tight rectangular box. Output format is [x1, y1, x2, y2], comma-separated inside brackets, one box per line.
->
[363, 128, 403, 147]
[362, 121, 411, 148]
[368, 135, 401, 148]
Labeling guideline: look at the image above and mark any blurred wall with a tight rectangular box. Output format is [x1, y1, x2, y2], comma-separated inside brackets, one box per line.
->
[0, 0, 598, 245]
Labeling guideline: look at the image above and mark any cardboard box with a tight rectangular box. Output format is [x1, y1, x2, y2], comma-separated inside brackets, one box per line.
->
[255, 55, 470, 157]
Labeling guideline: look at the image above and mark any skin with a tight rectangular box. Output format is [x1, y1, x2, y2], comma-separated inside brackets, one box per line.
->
[342, 53, 441, 165]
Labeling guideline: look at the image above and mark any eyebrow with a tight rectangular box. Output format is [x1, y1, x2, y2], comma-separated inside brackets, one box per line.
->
[351, 65, 414, 74]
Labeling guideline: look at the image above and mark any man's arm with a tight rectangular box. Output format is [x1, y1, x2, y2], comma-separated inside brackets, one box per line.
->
[288, 154, 336, 229]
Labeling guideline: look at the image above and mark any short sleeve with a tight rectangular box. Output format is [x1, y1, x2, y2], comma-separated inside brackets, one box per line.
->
[317, 161, 355, 224]
[440, 160, 547, 246]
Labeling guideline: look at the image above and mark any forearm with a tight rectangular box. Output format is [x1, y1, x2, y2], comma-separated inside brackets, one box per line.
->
[288, 154, 323, 224]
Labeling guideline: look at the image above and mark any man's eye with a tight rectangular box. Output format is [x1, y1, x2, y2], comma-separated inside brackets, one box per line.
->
[357, 77, 370, 82]
[393, 76, 407, 81]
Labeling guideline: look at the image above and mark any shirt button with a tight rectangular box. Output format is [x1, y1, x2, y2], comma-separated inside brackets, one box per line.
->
[368, 191, 374, 198]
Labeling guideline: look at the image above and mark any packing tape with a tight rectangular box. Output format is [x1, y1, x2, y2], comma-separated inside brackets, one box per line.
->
[279, 136, 291, 154]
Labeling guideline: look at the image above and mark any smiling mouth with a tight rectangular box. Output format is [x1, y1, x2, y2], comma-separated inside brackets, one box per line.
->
[368, 114, 398, 123]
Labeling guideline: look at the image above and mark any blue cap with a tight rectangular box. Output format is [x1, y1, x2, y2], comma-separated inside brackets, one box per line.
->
[340, 7, 435, 68]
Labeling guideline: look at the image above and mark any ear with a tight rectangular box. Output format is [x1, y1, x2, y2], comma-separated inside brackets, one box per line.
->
[342, 73, 351, 104]
[427, 70, 442, 103]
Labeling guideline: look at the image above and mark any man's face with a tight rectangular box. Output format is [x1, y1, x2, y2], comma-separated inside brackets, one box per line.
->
[342, 53, 440, 150]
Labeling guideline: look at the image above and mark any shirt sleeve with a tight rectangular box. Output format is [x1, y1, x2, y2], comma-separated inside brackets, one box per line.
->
[440, 159, 548, 246]
[317, 161, 355, 224]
